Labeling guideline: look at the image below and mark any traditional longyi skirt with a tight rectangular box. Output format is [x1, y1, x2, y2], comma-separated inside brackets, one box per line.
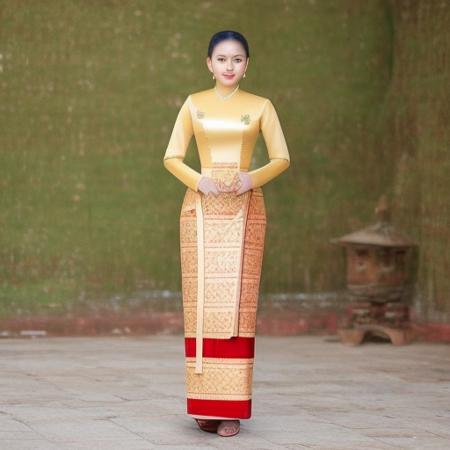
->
[179, 163, 266, 420]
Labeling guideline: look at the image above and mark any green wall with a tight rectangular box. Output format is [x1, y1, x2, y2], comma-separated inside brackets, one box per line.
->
[1, 0, 447, 322]
[384, 0, 450, 323]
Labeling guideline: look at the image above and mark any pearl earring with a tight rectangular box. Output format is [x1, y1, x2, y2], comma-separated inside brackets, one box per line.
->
[243, 72, 246, 78]
[212, 74, 215, 80]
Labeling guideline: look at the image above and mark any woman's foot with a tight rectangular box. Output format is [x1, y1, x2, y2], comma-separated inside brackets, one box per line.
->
[195, 418, 221, 433]
[217, 419, 240, 437]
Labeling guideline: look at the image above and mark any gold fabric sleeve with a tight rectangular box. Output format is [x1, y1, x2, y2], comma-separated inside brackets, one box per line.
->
[163, 96, 202, 192]
[248, 99, 290, 189]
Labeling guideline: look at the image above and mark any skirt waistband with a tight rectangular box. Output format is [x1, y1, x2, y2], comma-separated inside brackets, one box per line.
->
[201, 167, 248, 175]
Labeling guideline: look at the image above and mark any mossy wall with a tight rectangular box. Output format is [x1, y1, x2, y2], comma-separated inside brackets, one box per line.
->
[385, 0, 450, 322]
[0, 0, 448, 322]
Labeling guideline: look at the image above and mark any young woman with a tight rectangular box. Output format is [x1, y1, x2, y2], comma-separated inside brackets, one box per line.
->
[163, 30, 290, 437]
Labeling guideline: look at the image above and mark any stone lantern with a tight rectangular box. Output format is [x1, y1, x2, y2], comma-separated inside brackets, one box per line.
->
[330, 195, 417, 345]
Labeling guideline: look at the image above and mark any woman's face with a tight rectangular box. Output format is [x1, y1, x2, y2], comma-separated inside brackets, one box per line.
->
[206, 39, 249, 87]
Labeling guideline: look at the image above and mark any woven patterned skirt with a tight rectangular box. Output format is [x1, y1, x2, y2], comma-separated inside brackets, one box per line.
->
[179, 164, 266, 420]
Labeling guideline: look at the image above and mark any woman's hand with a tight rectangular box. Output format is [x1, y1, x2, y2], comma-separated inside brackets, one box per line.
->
[235, 172, 253, 195]
[198, 176, 220, 196]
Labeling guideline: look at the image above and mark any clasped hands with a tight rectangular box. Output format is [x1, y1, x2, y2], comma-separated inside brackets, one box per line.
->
[198, 172, 252, 197]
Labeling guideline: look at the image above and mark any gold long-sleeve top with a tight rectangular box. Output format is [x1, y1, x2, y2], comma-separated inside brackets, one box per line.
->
[163, 86, 290, 190]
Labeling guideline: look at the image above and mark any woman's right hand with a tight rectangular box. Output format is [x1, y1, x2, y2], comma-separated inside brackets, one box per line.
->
[197, 176, 220, 197]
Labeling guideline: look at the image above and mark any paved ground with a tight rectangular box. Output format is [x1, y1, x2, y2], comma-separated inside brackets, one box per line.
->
[0, 335, 449, 449]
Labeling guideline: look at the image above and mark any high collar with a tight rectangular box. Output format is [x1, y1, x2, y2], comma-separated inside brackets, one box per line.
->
[213, 84, 240, 100]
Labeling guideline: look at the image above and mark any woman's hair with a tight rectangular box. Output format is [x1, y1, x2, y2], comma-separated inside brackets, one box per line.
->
[207, 30, 250, 58]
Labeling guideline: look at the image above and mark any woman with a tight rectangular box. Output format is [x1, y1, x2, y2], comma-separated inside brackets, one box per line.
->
[163, 30, 290, 437]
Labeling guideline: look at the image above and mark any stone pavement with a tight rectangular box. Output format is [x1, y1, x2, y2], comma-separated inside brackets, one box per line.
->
[0, 335, 449, 449]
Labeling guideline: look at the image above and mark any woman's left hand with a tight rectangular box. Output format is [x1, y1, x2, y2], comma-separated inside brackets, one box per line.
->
[235, 172, 253, 195]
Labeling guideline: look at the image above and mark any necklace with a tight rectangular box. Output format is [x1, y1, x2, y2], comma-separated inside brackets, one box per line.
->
[214, 84, 239, 100]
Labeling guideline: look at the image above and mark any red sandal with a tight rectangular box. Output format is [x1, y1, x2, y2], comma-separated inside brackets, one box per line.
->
[217, 419, 240, 437]
[195, 418, 221, 433]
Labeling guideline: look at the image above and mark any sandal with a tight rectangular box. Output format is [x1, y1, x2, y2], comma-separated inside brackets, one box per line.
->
[217, 419, 240, 437]
[195, 418, 221, 433]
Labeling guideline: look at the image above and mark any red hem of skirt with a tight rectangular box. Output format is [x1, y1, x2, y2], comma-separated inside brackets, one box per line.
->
[185, 336, 255, 358]
[185, 336, 254, 419]
[187, 398, 251, 419]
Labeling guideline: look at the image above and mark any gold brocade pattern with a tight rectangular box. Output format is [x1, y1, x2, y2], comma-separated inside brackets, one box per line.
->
[180, 165, 266, 371]
[185, 357, 254, 401]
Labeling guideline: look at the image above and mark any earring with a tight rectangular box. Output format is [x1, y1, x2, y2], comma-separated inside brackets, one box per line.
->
[243, 72, 246, 78]
[212, 74, 215, 80]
